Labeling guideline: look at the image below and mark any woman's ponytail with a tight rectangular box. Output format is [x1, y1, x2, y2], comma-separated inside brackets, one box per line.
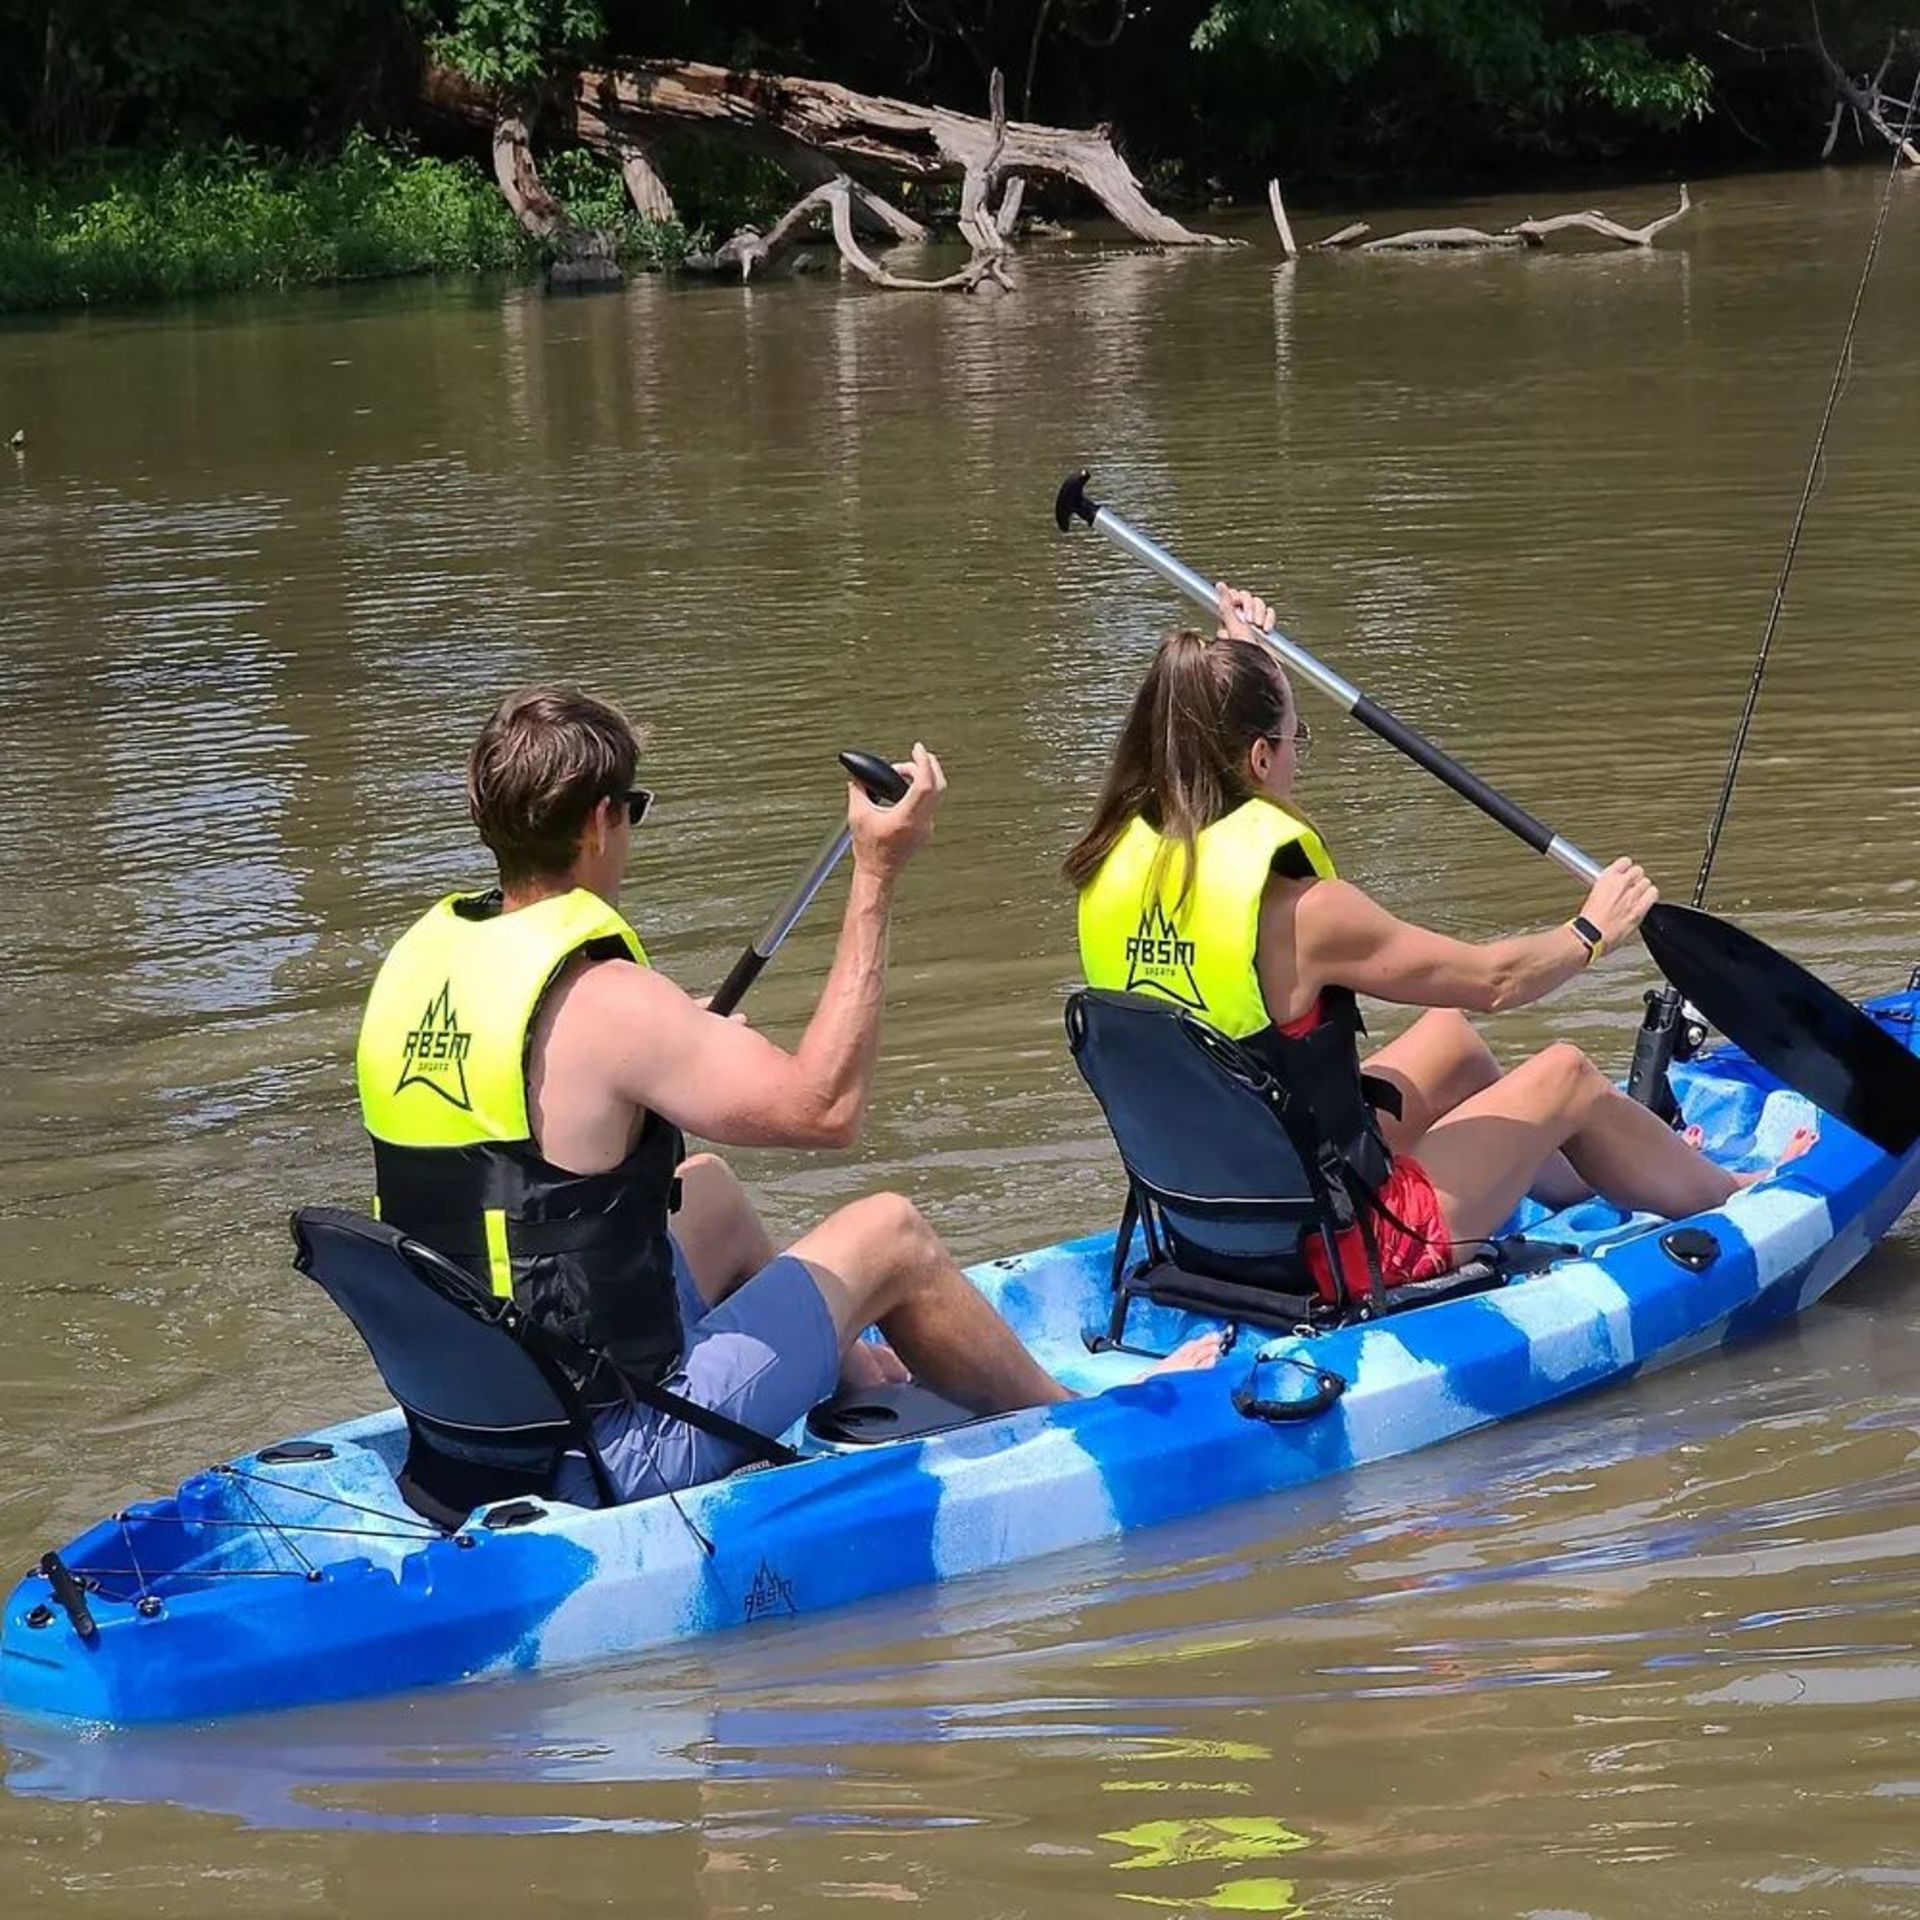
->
[1065, 627, 1294, 903]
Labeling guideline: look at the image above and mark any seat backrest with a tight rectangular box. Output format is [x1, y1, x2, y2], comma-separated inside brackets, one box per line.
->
[289, 1206, 610, 1524]
[1065, 989, 1324, 1280]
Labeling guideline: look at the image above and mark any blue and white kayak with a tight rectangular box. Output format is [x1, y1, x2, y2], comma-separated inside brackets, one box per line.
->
[7, 987, 1919, 1726]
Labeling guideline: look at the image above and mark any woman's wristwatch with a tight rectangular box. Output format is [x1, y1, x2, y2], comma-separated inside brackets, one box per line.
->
[1566, 914, 1607, 966]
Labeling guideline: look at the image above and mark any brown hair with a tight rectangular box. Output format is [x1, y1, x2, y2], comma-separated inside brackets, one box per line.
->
[467, 687, 643, 885]
[1063, 631, 1295, 907]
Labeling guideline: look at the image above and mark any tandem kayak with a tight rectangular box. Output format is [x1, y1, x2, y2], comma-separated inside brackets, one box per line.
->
[6, 984, 1919, 1726]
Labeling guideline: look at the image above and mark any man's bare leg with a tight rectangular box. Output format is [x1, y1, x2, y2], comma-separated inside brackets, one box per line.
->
[675, 1153, 906, 1386]
[788, 1193, 1216, 1414]
[672, 1153, 774, 1308]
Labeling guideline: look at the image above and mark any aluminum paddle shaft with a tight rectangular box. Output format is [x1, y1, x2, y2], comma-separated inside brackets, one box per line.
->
[1054, 468, 1920, 1156]
[707, 750, 909, 1018]
[1054, 471, 1601, 885]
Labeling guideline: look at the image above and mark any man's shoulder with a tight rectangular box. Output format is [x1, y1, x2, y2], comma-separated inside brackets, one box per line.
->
[549, 949, 665, 1020]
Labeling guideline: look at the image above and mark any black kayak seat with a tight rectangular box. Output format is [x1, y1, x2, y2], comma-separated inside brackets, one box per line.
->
[1065, 988, 1520, 1343]
[289, 1206, 617, 1530]
[804, 1380, 983, 1448]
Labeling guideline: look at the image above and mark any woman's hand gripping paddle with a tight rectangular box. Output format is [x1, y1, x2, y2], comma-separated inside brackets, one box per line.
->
[1054, 470, 1920, 1157]
[706, 751, 911, 1018]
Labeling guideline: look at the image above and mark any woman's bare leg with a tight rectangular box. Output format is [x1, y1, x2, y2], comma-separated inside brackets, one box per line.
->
[1366, 1009, 1589, 1207]
[1415, 1043, 1741, 1248]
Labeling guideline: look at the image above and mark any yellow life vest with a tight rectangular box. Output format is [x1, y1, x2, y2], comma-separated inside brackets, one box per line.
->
[356, 888, 683, 1405]
[1076, 799, 1336, 1041]
[358, 889, 646, 1149]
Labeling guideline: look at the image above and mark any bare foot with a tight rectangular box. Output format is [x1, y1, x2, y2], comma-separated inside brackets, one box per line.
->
[1136, 1332, 1224, 1380]
[839, 1339, 911, 1390]
[1730, 1124, 1819, 1191]
[1682, 1123, 1705, 1150]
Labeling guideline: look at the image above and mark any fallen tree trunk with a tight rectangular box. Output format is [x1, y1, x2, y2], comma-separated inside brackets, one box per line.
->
[491, 102, 623, 290]
[424, 59, 1223, 248]
[491, 104, 571, 241]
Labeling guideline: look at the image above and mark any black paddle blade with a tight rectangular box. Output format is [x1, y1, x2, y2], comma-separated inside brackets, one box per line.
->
[1641, 902, 1920, 1155]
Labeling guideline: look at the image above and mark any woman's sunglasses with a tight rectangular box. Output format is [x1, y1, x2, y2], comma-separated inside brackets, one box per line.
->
[622, 787, 655, 826]
[1264, 716, 1313, 765]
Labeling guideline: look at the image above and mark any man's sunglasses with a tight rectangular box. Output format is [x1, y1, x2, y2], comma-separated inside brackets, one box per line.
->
[621, 787, 655, 826]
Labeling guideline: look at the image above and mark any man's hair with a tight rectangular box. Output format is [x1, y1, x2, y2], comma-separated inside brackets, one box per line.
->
[467, 687, 643, 885]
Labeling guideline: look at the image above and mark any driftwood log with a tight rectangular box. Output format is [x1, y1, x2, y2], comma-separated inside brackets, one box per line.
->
[424, 57, 1221, 294]
[1267, 181, 1693, 256]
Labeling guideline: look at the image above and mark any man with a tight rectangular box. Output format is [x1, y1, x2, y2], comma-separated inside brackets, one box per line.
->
[355, 686, 1087, 1505]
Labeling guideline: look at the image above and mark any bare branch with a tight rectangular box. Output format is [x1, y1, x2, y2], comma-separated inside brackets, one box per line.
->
[1511, 184, 1692, 248]
[1267, 179, 1298, 259]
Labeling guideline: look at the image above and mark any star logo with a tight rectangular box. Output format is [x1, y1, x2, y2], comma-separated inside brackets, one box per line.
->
[394, 981, 474, 1110]
[1122, 899, 1206, 1011]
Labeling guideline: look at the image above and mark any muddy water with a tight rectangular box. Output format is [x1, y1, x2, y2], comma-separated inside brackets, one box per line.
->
[2, 166, 1919, 1914]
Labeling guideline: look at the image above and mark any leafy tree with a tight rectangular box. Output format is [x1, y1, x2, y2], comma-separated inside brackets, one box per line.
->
[432, 0, 606, 91]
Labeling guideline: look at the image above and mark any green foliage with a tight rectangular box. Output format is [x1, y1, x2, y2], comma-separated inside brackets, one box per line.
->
[1565, 34, 1712, 128]
[432, 0, 606, 89]
[1192, 1, 1712, 135]
[538, 144, 692, 266]
[0, 133, 538, 311]
[2, 0, 419, 159]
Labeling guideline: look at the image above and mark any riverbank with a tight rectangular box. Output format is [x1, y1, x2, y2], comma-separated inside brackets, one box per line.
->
[0, 137, 694, 314]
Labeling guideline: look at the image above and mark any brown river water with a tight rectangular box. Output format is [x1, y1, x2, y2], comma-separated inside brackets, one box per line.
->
[2, 167, 1919, 1914]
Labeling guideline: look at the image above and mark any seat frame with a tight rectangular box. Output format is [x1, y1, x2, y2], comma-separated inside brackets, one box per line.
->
[291, 1206, 619, 1530]
[1066, 990, 1541, 1353]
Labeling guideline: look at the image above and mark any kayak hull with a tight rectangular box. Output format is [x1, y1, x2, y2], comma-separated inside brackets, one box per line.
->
[7, 990, 1919, 1725]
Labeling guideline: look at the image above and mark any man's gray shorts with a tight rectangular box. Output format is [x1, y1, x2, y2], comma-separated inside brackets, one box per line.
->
[553, 1241, 839, 1505]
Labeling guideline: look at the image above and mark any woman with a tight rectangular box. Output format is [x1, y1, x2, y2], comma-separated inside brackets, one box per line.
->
[1066, 586, 1808, 1304]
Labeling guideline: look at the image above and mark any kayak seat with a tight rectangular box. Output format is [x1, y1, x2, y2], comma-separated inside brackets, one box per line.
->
[804, 1380, 984, 1448]
[1065, 988, 1529, 1345]
[289, 1206, 618, 1530]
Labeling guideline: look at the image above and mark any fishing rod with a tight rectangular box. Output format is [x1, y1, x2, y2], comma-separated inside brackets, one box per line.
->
[1626, 69, 1920, 1120]
[1054, 471, 1920, 1157]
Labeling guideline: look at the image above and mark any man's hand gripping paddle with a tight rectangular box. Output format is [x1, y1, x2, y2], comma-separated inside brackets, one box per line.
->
[1055, 469, 1920, 1157]
[707, 751, 910, 1018]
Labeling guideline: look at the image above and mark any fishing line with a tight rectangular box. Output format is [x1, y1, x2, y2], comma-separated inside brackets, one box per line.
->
[1692, 66, 1920, 908]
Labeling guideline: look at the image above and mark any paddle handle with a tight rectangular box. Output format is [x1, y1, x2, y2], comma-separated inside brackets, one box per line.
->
[1056, 472, 1603, 887]
[707, 750, 910, 1019]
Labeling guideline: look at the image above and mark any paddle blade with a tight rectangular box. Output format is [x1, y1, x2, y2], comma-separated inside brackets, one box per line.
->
[1641, 902, 1920, 1155]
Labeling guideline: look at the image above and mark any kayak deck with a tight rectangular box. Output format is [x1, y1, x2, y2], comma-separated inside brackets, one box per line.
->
[5, 993, 1917, 1725]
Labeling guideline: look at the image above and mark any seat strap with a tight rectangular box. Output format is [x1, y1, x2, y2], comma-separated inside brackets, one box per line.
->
[512, 1310, 801, 1470]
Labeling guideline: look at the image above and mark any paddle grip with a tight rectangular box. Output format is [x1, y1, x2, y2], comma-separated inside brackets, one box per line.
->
[706, 949, 766, 1022]
[1350, 698, 1557, 857]
[839, 749, 910, 806]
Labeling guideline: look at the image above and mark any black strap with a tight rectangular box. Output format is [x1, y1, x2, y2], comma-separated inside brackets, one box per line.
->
[620, 1373, 802, 1469]
[1359, 1072, 1404, 1121]
[512, 1308, 801, 1470]
[1352, 1199, 1388, 1317]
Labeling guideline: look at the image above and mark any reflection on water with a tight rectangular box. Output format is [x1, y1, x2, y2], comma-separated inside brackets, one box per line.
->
[3, 169, 1920, 1914]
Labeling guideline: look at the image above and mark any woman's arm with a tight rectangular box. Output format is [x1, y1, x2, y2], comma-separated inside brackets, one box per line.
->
[1282, 859, 1656, 1015]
